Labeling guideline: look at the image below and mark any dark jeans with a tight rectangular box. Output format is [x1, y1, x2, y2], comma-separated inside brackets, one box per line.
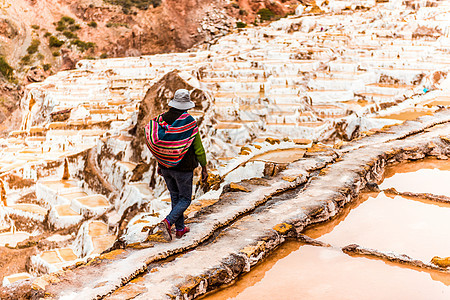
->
[161, 168, 193, 231]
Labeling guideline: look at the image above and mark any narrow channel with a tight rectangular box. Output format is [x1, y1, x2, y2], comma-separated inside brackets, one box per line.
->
[203, 158, 450, 299]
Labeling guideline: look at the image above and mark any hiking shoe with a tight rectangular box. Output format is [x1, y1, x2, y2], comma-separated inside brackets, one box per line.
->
[153, 219, 172, 242]
[176, 226, 190, 239]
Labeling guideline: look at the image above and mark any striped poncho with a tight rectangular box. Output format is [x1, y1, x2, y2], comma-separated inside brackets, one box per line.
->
[144, 112, 199, 168]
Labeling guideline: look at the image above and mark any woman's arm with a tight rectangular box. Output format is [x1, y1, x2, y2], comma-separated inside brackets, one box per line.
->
[192, 133, 208, 182]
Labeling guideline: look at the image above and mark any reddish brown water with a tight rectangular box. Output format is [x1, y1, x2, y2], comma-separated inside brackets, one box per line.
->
[89, 221, 108, 237]
[43, 180, 78, 190]
[306, 159, 450, 262]
[11, 204, 47, 215]
[55, 205, 80, 216]
[312, 192, 450, 262]
[421, 96, 450, 107]
[4, 273, 32, 284]
[251, 148, 306, 164]
[77, 195, 109, 207]
[204, 158, 450, 299]
[92, 235, 116, 254]
[377, 108, 434, 121]
[380, 158, 450, 195]
[205, 245, 450, 300]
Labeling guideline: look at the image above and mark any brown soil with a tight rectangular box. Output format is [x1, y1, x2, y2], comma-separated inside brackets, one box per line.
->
[3, 174, 35, 189]
[0, 82, 23, 135]
[230, 0, 300, 24]
[0, 246, 38, 283]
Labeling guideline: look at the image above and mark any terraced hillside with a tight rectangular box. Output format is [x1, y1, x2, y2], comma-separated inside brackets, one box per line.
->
[0, 0, 301, 132]
[0, 0, 449, 298]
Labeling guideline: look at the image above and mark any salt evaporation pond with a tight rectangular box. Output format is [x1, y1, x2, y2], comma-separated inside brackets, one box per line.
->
[205, 245, 450, 300]
[377, 108, 434, 122]
[204, 158, 450, 299]
[0, 232, 30, 247]
[251, 148, 306, 164]
[312, 192, 450, 262]
[380, 158, 450, 195]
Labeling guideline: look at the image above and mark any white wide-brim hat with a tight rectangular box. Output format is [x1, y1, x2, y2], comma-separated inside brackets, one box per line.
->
[168, 89, 195, 110]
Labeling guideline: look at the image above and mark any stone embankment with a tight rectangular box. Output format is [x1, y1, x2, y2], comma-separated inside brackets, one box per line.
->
[0, 0, 449, 298]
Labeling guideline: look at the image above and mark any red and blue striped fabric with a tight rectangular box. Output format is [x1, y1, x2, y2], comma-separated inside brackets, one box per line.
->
[144, 112, 199, 167]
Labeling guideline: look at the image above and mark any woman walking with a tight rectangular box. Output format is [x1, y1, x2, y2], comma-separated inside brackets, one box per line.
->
[145, 89, 208, 241]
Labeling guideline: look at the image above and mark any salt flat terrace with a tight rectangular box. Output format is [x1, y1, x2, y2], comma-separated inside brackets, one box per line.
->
[0, 0, 449, 296]
[17, 107, 450, 300]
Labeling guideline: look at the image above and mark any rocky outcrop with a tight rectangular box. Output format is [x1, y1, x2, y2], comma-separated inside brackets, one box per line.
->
[431, 256, 450, 268]
[83, 148, 120, 198]
[228, 0, 300, 24]
[60, 48, 79, 71]
[0, 80, 23, 134]
[25, 67, 48, 83]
